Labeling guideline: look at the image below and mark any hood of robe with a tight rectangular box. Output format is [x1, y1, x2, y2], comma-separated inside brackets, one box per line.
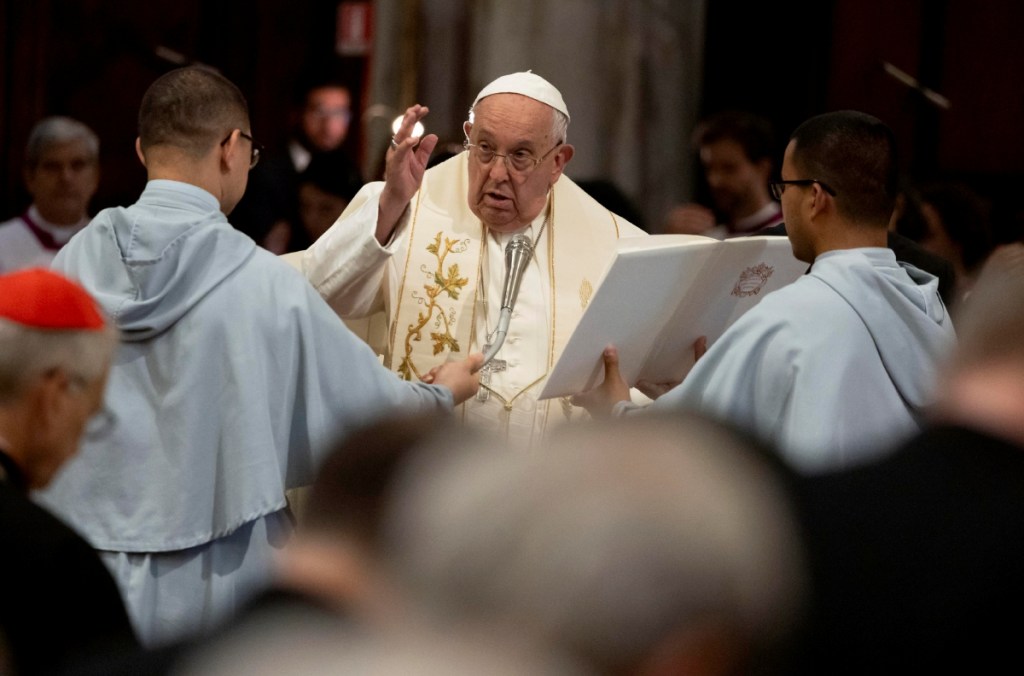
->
[810, 247, 956, 411]
[53, 180, 254, 341]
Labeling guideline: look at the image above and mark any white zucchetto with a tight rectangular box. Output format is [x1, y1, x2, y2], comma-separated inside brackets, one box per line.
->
[472, 71, 570, 120]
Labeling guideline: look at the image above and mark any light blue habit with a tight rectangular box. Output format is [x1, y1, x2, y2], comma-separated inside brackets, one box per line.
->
[644, 248, 956, 474]
[37, 180, 453, 645]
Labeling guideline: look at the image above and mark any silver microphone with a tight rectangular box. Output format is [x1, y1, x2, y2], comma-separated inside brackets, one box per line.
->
[481, 234, 534, 366]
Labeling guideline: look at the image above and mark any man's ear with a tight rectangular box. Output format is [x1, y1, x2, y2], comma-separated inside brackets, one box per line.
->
[219, 130, 242, 173]
[135, 138, 146, 167]
[809, 182, 831, 219]
[462, 121, 473, 139]
[550, 143, 575, 183]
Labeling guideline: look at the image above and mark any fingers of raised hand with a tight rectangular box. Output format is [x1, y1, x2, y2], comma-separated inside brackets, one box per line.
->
[391, 105, 430, 149]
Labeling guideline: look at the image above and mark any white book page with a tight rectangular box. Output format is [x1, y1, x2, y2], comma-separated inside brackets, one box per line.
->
[641, 237, 808, 383]
[540, 235, 806, 399]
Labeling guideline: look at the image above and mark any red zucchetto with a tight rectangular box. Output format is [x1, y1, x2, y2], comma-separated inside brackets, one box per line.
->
[0, 268, 106, 330]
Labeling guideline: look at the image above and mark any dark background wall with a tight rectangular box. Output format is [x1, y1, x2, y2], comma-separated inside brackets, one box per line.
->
[2, 0, 1021, 240]
[699, 0, 1024, 241]
[0, 0, 366, 215]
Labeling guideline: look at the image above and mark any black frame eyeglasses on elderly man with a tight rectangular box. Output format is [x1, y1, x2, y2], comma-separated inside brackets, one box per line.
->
[220, 130, 264, 169]
[769, 179, 837, 201]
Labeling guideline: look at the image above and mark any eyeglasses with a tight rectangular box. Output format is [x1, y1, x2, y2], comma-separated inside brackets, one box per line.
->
[769, 179, 836, 201]
[463, 139, 562, 175]
[220, 130, 264, 169]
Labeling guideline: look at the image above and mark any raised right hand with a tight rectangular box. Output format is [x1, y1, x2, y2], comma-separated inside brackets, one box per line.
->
[376, 104, 439, 243]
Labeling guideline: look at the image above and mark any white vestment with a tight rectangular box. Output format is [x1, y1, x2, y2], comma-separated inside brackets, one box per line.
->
[0, 205, 87, 273]
[643, 248, 956, 473]
[303, 152, 646, 448]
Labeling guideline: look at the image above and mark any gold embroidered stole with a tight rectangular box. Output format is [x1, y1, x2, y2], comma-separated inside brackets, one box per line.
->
[388, 152, 626, 401]
[387, 153, 481, 379]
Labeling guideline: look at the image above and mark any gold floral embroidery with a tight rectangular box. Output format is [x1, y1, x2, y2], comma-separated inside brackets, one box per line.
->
[579, 278, 593, 309]
[397, 231, 470, 380]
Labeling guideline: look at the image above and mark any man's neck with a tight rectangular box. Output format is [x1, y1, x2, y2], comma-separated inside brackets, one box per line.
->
[813, 220, 888, 257]
[146, 165, 226, 212]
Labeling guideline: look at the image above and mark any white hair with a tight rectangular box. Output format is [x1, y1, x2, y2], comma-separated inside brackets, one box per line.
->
[383, 415, 807, 673]
[467, 103, 570, 144]
[25, 116, 100, 169]
[0, 318, 118, 403]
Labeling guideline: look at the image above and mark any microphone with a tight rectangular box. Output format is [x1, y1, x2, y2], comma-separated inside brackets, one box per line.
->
[481, 234, 534, 367]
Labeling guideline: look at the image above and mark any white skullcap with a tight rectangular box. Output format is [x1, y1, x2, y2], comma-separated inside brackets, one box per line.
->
[472, 71, 570, 121]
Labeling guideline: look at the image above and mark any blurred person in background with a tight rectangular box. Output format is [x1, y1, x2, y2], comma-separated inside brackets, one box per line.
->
[0, 268, 137, 674]
[232, 72, 361, 253]
[291, 152, 364, 250]
[0, 117, 100, 272]
[895, 180, 995, 305]
[383, 414, 807, 675]
[663, 111, 781, 238]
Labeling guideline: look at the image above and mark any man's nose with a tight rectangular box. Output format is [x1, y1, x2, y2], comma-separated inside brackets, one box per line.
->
[488, 156, 511, 181]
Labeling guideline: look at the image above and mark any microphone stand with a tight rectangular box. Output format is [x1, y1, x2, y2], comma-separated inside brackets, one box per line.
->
[481, 233, 534, 368]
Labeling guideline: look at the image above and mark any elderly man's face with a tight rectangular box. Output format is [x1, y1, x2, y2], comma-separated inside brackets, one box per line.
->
[24, 139, 99, 226]
[27, 367, 109, 490]
[465, 94, 571, 233]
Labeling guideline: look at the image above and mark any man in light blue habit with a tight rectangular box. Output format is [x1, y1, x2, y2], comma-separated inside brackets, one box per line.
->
[578, 111, 955, 474]
[37, 67, 481, 646]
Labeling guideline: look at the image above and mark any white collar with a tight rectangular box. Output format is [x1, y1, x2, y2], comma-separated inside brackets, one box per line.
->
[27, 205, 89, 244]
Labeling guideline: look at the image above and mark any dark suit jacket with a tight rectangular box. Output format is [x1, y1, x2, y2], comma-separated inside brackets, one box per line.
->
[761, 223, 957, 306]
[0, 450, 138, 674]
[792, 426, 1024, 673]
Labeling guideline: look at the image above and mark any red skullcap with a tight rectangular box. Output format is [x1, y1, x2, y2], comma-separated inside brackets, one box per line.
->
[0, 268, 106, 331]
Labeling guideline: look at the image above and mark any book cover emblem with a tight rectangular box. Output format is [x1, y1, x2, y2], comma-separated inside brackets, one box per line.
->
[731, 263, 774, 297]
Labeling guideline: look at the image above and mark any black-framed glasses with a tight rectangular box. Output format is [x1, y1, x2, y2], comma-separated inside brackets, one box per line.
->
[769, 179, 837, 201]
[220, 130, 264, 169]
[463, 139, 562, 175]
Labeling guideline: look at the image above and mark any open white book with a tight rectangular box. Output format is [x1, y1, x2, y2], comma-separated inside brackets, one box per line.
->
[539, 234, 808, 399]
